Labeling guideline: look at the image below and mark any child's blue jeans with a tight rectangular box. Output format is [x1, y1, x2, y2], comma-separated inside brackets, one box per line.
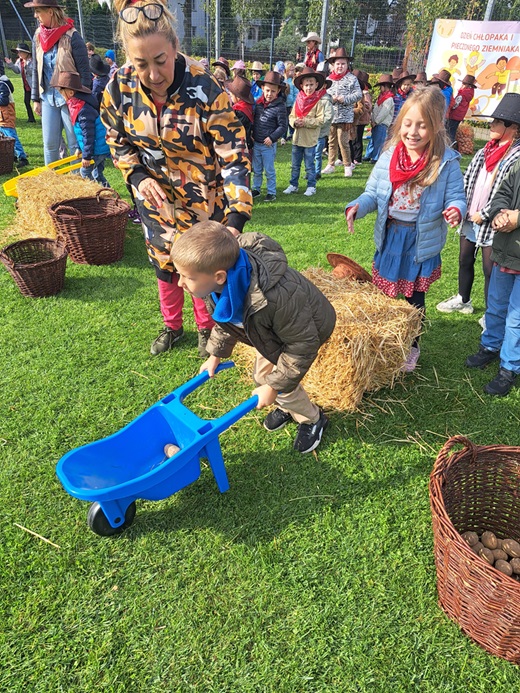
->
[365, 124, 387, 162]
[290, 144, 317, 189]
[0, 126, 27, 161]
[80, 154, 109, 186]
[482, 264, 520, 373]
[252, 142, 277, 195]
[315, 137, 326, 175]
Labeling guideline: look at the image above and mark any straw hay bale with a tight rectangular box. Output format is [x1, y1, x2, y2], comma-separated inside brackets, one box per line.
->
[235, 268, 423, 412]
[15, 170, 101, 239]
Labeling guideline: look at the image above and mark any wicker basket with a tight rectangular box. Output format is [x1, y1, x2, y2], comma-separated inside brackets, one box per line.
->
[48, 189, 130, 265]
[0, 238, 68, 297]
[430, 436, 520, 663]
[326, 253, 372, 282]
[0, 135, 15, 175]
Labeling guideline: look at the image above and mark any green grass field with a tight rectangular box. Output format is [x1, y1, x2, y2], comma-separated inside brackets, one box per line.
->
[1, 75, 520, 691]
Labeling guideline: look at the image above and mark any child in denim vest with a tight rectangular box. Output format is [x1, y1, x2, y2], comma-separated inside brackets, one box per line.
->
[284, 67, 325, 197]
[251, 71, 288, 202]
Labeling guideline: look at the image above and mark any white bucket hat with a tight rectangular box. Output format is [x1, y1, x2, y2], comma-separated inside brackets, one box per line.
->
[302, 32, 321, 44]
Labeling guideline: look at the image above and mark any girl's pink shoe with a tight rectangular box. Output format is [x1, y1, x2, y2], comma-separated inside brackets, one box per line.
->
[402, 346, 420, 372]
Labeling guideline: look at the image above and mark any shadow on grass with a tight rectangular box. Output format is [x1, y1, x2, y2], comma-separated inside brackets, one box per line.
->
[59, 272, 146, 302]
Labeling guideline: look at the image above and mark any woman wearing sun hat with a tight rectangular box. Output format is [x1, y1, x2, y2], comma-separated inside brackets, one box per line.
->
[25, 0, 90, 164]
[302, 32, 324, 71]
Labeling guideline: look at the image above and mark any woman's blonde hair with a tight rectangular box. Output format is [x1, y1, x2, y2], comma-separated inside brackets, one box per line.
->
[386, 86, 448, 194]
[114, 0, 178, 55]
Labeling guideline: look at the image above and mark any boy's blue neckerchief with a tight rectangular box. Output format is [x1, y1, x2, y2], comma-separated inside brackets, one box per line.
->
[212, 249, 252, 324]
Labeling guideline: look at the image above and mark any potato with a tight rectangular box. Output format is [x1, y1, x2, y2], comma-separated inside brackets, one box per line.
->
[510, 558, 520, 575]
[479, 547, 495, 565]
[492, 549, 508, 562]
[461, 531, 479, 547]
[471, 541, 484, 555]
[495, 559, 513, 577]
[502, 539, 520, 558]
[481, 531, 498, 550]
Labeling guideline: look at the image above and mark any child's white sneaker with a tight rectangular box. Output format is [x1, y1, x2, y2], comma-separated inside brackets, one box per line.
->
[283, 184, 298, 194]
[322, 164, 335, 174]
[436, 294, 474, 314]
[303, 187, 316, 196]
[344, 165, 353, 178]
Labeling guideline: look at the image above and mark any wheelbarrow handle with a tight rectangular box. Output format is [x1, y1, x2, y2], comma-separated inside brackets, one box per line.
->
[174, 360, 235, 401]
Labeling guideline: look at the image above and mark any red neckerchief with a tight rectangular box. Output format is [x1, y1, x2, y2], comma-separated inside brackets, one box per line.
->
[328, 71, 344, 81]
[39, 18, 74, 52]
[257, 94, 277, 107]
[389, 141, 429, 192]
[233, 100, 253, 122]
[66, 95, 85, 126]
[305, 48, 320, 70]
[377, 90, 394, 106]
[483, 138, 510, 173]
[398, 88, 408, 98]
[20, 59, 29, 91]
[294, 87, 325, 118]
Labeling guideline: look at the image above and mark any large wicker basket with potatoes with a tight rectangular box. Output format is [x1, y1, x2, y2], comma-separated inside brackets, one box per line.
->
[430, 436, 520, 663]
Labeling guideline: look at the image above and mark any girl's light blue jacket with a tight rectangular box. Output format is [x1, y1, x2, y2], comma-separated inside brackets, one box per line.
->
[346, 146, 467, 263]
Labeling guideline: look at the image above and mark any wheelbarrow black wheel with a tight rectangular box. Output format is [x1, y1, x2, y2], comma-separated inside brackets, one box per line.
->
[87, 501, 136, 536]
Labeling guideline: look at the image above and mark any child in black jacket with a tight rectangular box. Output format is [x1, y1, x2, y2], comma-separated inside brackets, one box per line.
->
[251, 71, 288, 202]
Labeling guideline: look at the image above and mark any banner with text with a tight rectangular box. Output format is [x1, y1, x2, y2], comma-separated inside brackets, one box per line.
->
[427, 19, 520, 117]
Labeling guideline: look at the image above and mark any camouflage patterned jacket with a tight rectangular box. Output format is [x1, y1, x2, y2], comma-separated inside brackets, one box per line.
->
[101, 54, 252, 279]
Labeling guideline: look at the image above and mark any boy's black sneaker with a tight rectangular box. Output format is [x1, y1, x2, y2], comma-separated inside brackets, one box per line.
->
[264, 194, 276, 202]
[17, 158, 29, 167]
[263, 408, 292, 431]
[251, 190, 261, 198]
[484, 367, 517, 396]
[293, 410, 328, 454]
[150, 326, 184, 355]
[465, 346, 500, 369]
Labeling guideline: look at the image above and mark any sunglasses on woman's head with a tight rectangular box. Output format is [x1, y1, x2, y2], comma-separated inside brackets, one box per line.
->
[119, 3, 164, 23]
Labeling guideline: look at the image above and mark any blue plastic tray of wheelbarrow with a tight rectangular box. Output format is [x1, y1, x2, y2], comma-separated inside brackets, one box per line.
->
[56, 362, 257, 507]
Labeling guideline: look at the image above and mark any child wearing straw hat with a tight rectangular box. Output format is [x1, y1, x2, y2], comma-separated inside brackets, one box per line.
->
[251, 71, 288, 201]
[250, 61, 265, 102]
[284, 66, 326, 196]
[302, 32, 324, 71]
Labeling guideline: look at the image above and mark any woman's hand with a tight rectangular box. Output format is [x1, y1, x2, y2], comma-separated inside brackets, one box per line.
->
[137, 177, 167, 208]
[492, 208, 519, 233]
[199, 355, 221, 377]
[34, 102, 41, 116]
[252, 384, 277, 409]
[345, 204, 359, 234]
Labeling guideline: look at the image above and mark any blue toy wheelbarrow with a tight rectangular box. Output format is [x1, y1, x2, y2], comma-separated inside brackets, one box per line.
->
[56, 362, 258, 536]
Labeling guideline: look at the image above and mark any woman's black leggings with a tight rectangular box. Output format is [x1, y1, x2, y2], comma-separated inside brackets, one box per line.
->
[458, 235, 493, 306]
[405, 291, 425, 348]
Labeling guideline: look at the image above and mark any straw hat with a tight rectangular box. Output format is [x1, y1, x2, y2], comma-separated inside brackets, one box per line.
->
[24, 0, 64, 6]
[430, 69, 451, 87]
[327, 253, 372, 282]
[294, 66, 325, 90]
[376, 73, 394, 87]
[226, 75, 254, 104]
[231, 60, 246, 71]
[395, 70, 416, 88]
[212, 57, 230, 76]
[50, 71, 91, 94]
[251, 61, 265, 73]
[256, 70, 283, 88]
[302, 32, 321, 44]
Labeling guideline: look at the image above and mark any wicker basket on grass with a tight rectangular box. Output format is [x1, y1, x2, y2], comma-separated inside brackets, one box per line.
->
[48, 189, 130, 265]
[430, 436, 520, 663]
[0, 134, 15, 175]
[0, 238, 68, 297]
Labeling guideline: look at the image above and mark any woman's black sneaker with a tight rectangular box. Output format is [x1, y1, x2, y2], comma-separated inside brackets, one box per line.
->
[263, 408, 293, 431]
[465, 346, 500, 369]
[293, 410, 328, 454]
